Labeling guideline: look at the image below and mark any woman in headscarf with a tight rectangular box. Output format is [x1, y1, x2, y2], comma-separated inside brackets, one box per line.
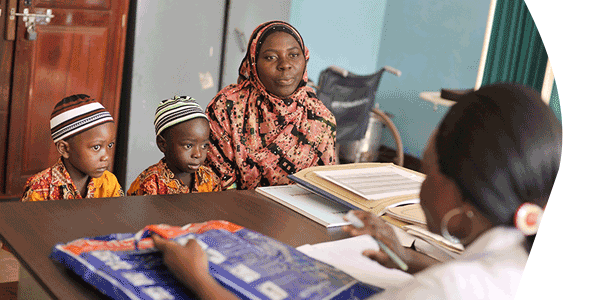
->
[206, 21, 336, 190]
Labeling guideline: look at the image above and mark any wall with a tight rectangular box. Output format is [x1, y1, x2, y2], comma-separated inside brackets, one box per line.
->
[222, 0, 292, 89]
[375, 0, 490, 158]
[289, 0, 490, 159]
[118, 1, 292, 189]
[289, 0, 387, 82]
[119, 0, 226, 189]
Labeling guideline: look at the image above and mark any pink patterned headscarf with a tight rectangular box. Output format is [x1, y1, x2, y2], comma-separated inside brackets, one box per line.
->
[205, 21, 336, 190]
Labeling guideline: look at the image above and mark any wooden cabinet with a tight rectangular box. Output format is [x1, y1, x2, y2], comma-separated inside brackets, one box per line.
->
[0, 0, 129, 197]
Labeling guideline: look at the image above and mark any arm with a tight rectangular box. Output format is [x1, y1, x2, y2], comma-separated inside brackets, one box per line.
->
[206, 96, 238, 190]
[21, 177, 49, 201]
[152, 235, 239, 300]
[343, 210, 439, 274]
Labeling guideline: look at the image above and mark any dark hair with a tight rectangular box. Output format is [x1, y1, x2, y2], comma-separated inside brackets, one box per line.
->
[435, 83, 562, 252]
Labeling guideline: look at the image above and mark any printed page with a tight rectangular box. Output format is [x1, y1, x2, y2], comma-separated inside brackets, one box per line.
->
[314, 165, 424, 201]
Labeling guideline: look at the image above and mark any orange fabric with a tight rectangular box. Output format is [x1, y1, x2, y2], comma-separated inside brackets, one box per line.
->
[127, 159, 221, 196]
[21, 159, 123, 201]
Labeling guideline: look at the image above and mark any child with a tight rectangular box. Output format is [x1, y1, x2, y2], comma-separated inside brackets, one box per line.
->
[127, 96, 221, 195]
[21, 94, 124, 201]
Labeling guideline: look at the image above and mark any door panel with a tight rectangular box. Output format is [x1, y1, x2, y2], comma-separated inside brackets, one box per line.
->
[38, 0, 110, 10]
[4, 0, 128, 196]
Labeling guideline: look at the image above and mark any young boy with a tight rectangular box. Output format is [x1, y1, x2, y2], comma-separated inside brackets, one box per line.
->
[127, 96, 220, 195]
[21, 94, 124, 201]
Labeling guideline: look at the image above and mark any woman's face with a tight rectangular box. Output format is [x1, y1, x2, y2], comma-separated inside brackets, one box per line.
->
[419, 131, 463, 235]
[256, 31, 306, 98]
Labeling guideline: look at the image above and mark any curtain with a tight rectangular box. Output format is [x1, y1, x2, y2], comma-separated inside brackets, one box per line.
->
[549, 80, 562, 122]
[481, 0, 548, 91]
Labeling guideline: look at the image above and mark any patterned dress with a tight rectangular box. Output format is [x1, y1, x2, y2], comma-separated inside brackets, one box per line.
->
[21, 159, 124, 201]
[206, 21, 337, 190]
[127, 159, 221, 196]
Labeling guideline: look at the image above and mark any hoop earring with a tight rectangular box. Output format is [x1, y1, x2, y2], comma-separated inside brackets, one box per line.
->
[440, 207, 475, 244]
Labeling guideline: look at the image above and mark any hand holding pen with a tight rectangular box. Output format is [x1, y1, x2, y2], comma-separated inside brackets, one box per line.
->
[343, 211, 409, 272]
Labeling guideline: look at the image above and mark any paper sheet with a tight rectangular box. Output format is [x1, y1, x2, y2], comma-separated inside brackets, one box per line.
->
[296, 235, 413, 290]
[313, 165, 424, 200]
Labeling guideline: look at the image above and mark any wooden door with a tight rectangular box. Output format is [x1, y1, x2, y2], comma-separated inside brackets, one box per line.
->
[3, 0, 129, 196]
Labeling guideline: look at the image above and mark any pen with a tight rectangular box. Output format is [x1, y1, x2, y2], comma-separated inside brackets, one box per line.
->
[345, 212, 409, 271]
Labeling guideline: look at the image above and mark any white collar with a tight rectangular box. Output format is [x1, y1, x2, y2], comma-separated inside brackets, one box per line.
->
[461, 226, 526, 258]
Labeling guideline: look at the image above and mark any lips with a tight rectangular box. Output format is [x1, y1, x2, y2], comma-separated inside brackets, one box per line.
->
[276, 77, 295, 85]
[188, 163, 201, 170]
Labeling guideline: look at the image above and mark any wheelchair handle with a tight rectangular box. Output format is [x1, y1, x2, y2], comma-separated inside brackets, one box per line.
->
[327, 65, 401, 77]
[383, 66, 402, 77]
[327, 65, 350, 77]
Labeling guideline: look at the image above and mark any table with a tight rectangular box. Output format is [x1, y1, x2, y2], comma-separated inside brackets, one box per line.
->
[0, 190, 350, 299]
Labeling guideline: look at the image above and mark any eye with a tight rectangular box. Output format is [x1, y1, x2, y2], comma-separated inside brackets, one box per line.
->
[290, 53, 299, 58]
[184, 144, 193, 149]
[201, 142, 209, 149]
[264, 55, 276, 61]
[108, 142, 115, 149]
[92, 145, 101, 151]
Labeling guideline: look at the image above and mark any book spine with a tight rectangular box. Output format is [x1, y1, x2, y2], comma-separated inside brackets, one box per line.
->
[287, 175, 361, 211]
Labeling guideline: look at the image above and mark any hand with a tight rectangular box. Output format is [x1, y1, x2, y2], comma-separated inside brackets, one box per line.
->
[152, 235, 240, 300]
[342, 211, 407, 270]
[152, 235, 210, 295]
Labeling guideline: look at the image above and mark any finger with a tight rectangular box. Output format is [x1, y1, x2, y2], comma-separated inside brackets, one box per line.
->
[362, 249, 391, 266]
[343, 226, 370, 237]
[152, 235, 166, 250]
[185, 238, 201, 250]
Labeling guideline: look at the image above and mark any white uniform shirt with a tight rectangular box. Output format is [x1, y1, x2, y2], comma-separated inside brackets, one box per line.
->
[369, 226, 529, 300]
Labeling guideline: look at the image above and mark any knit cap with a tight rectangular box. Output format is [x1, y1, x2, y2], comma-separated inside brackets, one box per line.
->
[50, 94, 114, 143]
[154, 95, 208, 136]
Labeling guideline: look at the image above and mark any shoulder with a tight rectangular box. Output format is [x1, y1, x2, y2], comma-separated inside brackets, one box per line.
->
[24, 167, 53, 188]
[198, 166, 221, 191]
[21, 164, 59, 201]
[135, 161, 164, 182]
[199, 166, 218, 179]
[127, 162, 165, 195]
[96, 171, 123, 192]
[22, 166, 53, 193]
[407, 231, 527, 299]
[299, 88, 336, 122]
[208, 84, 248, 108]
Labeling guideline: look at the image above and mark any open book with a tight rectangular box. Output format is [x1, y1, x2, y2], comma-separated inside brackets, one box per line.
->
[288, 163, 465, 257]
[256, 185, 351, 228]
[288, 163, 422, 216]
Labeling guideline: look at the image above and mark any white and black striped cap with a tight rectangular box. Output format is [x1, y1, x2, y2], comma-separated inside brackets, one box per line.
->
[154, 95, 208, 136]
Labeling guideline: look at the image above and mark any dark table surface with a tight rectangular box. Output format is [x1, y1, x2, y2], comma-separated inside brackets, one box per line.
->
[0, 190, 350, 299]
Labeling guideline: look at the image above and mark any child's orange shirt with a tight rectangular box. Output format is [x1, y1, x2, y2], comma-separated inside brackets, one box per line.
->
[127, 159, 221, 196]
[21, 159, 124, 201]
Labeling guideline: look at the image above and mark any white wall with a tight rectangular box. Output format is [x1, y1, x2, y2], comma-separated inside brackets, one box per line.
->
[121, 0, 225, 189]
[119, 1, 292, 189]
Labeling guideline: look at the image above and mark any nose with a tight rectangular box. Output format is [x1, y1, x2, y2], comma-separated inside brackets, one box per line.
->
[100, 150, 109, 162]
[277, 57, 292, 71]
[192, 145, 202, 158]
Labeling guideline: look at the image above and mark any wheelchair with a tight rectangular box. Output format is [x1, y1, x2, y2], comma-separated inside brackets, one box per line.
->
[309, 65, 404, 166]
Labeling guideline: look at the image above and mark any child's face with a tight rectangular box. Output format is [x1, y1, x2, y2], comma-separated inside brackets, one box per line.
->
[65, 122, 116, 178]
[158, 118, 210, 176]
